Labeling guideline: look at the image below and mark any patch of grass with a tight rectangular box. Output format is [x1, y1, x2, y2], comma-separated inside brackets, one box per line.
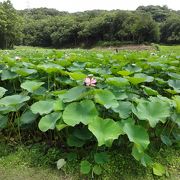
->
[0, 142, 74, 180]
[0, 142, 179, 180]
[101, 146, 180, 180]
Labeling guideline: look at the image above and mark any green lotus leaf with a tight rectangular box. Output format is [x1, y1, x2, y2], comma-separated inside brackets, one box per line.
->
[68, 66, 84, 72]
[88, 117, 123, 147]
[132, 145, 144, 161]
[155, 78, 166, 84]
[168, 79, 180, 92]
[67, 135, 85, 147]
[38, 112, 62, 132]
[37, 63, 64, 73]
[133, 98, 170, 127]
[63, 86, 87, 103]
[19, 109, 38, 125]
[106, 77, 129, 87]
[94, 89, 119, 109]
[21, 80, 45, 93]
[123, 122, 150, 150]
[0, 95, 30, 106]
[72, 127, 92, 140]
[63, 100, 98, 126]
[31, 100, 54, 115]
[172, 113, 180, 127]
[11, 67, 37, 76]
[93, 165, 102, 175]
[56, 76, 75, 86]
[134, 73, 154, 82]
[80, 160, 91, 174]
[160, 134, 172, 146]
[112, 101, 132, 119]
[173, 96, 180, 113]
[127, 77, 146, 85]
[165, 89, 178, 95]
[132, 145, 152, 167]
[57, 159, 66, 170]
[68, 72, 87, 80]
[118, 70, 133, 76]
[55, 119, 68, 131]
[148, 62, 164, 69]
[153, 163, 166, 176]
[168, 72, 180, 80]
[53, 99, 65, 111]
[1, 70, 18, 80]
[0, 87, 7, 98]
[0, 104, 24, 114]
[125, 64, 142, 73]
[94, 152, 109, 164]
[142, 86, 158, 96]
[154, 96, 173, 106]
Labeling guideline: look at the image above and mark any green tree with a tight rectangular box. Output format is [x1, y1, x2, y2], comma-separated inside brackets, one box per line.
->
[0, 0, 22, 49]
[161, 15, 180, 44]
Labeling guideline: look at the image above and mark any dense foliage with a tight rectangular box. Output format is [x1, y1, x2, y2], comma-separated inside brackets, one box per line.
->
[16, 5, 179, 48]
[0, 46, 179, 176]
[0, 1, 179, 49]
[0, 0, 21, 49]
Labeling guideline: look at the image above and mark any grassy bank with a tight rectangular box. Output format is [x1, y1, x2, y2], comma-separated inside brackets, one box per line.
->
[0, 142, 179, 180]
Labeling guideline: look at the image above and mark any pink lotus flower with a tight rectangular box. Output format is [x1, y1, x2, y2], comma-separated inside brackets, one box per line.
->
[84, 76, 97, 87]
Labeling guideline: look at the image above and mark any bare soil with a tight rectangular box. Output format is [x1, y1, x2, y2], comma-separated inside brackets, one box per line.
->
[94, 44, 155, 51]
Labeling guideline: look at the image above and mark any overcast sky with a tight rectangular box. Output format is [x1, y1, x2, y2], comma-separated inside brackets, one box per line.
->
[0, 0, 179, 12]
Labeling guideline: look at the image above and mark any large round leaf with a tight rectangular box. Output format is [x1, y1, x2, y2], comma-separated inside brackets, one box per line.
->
[112, 101, 132, 119]
[63, 100, 98, 126]
[134, 73, 154, 82]
[19, 110, 38, 125]
[38, 112, 62, 132]
[168, 72, 180, 80]
[67, 135, 85, 147]
[127, 77, 146, 85]
[0, 87, 7, 98]
[68, 72, 86, 80]
[173, 96, 180, 113]
[63, 86, 87, 103]
[21, 80, 44, 93]
[94, 152, 109, 164]
[88, 117, 123, 147]
[1, 70, 18, 80]
[142, 86, 158, 96]
[123, 122, 150, 150]
[153, 163, 166, 176]
[118, 70, 133, 76]
[0, 95, 30, 106]
[106, 77, 129, 87]
[80, 160, 91, 174]
[11, 67, 37, 76]
[132, 145, 152, 167]
[94, 89, 118, 109]
[133, 98, 170, 127]
[72, 127, 92, 140]
[37, 63, 64, 73]
[125, 64, 142, 73]
[168, 79, 180, 92]
[31, 100, 54, 115]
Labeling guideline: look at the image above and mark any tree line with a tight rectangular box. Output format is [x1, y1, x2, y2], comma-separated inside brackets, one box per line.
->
[0, 0, 180, 49]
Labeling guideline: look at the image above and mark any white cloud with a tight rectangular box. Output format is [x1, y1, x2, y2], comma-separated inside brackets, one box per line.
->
[0, 0, 179, 12]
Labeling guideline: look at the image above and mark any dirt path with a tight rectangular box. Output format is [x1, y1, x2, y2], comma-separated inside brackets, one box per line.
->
[94, 44, 155, 51]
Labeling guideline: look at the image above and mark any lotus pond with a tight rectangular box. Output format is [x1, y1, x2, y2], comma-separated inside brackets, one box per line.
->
[0, 46, 179, 178]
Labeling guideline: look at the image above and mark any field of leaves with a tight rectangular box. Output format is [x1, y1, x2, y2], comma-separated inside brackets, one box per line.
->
[0, 46, 179, 177]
